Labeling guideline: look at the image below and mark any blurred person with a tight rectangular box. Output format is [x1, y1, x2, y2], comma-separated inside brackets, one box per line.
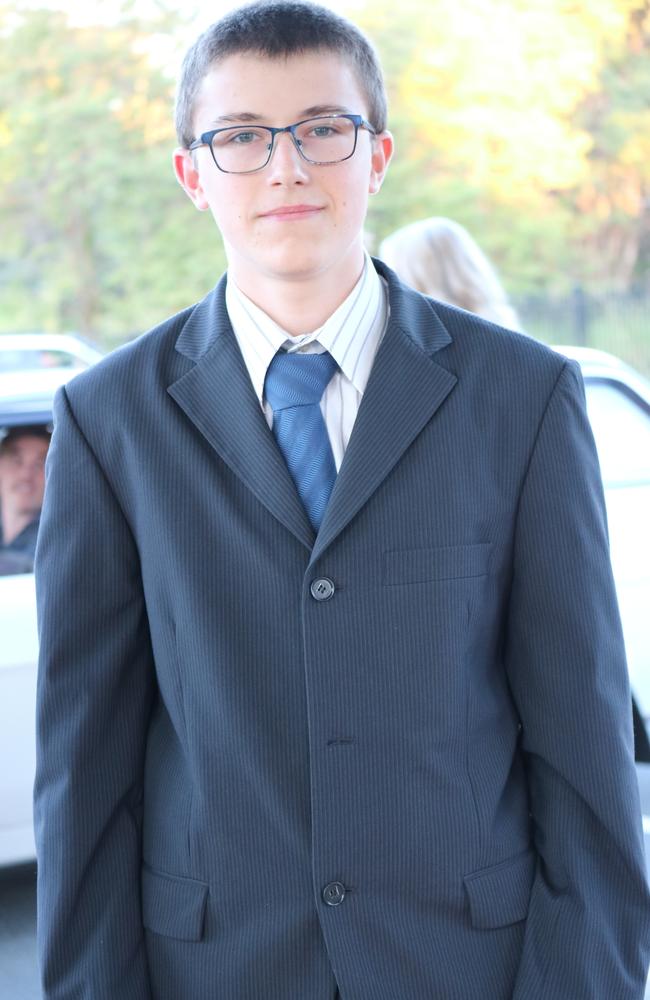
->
[379, 215, 520, 328]
[34, 2, 650, 999]
[0, 425, 49, 572]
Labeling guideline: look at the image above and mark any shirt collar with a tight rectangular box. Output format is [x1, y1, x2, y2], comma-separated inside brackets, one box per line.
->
[225, 252, 387, 408]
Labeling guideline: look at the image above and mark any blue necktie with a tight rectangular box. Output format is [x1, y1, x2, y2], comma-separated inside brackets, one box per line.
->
[264, 350, 338, 532]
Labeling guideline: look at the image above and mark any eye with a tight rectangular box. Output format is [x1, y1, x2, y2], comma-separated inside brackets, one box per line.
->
[230, 130, 264, 145]
[212, 127, 268, 149]
[309, 124, 339, 138]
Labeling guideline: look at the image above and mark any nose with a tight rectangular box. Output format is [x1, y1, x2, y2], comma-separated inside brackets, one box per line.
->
[16, 470, 38, 489]
[266, 130, 310, 184]
[15, 459, 45, 480]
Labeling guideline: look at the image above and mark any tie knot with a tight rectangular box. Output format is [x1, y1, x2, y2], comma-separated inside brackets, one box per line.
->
[264, 350, 339, 412]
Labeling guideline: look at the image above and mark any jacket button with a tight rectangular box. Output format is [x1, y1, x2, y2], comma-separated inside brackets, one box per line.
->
[310, 578, 335, 601]
[322, 881, 346, 906]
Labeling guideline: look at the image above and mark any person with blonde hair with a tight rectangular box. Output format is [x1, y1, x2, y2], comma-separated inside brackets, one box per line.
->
[379, 215, 520, 329]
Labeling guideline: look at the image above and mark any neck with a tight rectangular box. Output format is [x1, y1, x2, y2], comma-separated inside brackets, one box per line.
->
[2, 507, 34, 546]
[229, 249, 367, 336]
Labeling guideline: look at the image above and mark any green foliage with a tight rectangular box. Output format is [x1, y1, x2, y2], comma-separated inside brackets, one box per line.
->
[360, 0, 650, 298]
[0, 4, 225, 344]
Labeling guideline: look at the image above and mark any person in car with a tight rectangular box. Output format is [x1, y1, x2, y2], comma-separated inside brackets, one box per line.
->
[0, 424, 50, 574]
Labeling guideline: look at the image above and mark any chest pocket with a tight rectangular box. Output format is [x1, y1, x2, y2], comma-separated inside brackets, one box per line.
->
[383, 542, 491, 586]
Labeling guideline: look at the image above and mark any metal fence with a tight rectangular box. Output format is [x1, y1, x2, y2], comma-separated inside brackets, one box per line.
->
[514, 287, 650, 379]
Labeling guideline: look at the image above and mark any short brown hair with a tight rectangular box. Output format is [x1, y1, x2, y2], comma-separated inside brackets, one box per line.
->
[175, 0, 388, 149]
[0, 424, 52, 452]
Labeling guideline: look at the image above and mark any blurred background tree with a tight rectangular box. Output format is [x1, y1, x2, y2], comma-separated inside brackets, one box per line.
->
[0, 0, 648, 360]
[0, 1, 224, 345]
[360, 0, 650, 293]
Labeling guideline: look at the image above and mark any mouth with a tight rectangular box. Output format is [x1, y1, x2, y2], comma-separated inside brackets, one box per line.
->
[258, 204, 325, 221]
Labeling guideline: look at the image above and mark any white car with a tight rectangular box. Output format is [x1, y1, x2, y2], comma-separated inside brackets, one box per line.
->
[555, 347, 650, 733]
[0, 370, 99, 867]
[0, 333, 103, 375]
[1, 346, 649, 866]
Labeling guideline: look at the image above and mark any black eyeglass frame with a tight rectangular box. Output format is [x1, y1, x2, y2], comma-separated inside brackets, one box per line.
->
[188, 113, 377, 174]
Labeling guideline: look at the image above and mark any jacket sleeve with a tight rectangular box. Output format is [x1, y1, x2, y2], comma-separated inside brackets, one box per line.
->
[34, 385, 155, 1000]
[506, 361, 650, 997]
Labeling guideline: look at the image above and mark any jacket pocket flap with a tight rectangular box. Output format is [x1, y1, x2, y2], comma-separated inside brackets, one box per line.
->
[464, 848, 535, 929]
[383, 543, 492, 585]
[141, 865, 208, 941]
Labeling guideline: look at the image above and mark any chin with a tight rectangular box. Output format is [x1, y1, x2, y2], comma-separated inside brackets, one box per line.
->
[265, 252, 328, 281]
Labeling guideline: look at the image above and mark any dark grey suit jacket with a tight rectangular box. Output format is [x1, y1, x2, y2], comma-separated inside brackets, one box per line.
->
[34, 262, 650, 998]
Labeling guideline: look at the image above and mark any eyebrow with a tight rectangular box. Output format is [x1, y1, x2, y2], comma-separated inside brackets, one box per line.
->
[209, 104, 354, 126]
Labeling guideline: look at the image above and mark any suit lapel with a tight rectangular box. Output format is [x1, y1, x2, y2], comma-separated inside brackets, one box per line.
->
[167, 266, 457, 559]
[168, 279, 315, 552]
[310, 266, 457, 565]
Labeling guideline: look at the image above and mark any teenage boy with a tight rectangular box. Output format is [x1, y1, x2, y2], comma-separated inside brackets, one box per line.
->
[34, 3, 650, 998]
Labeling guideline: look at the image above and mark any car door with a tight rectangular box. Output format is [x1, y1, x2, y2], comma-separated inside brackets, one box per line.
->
[583, 376, 650, 723]
[0, 570, 38, 864]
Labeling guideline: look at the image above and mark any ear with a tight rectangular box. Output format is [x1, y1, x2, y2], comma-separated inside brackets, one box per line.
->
[368, 130, 394, 196]
[173, 147, 210, 211]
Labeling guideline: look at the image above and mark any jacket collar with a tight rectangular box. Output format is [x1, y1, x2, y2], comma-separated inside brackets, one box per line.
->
[169, 259, 457, 556]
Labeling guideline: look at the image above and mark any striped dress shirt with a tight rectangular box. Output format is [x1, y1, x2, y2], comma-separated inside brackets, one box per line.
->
[225, 254, 388, 471]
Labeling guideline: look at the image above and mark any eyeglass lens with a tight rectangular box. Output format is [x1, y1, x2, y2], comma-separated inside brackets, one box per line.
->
[211, 117, 357, 172]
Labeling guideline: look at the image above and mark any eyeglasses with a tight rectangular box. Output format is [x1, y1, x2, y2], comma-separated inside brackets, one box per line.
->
[188, 114, 376, 174]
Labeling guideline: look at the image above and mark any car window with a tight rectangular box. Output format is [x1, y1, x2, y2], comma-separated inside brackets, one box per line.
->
[0, 349, 80, 371]
[584, 379, 650, 486]
[0, 351, 30, 371]
[35, 350, 80, 369]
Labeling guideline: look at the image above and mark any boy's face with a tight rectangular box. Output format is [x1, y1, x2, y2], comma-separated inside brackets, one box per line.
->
[174, 51, 393, 293]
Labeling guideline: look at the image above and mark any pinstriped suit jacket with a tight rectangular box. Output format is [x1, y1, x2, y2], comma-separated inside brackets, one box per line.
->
[34, 261, 650, 999]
